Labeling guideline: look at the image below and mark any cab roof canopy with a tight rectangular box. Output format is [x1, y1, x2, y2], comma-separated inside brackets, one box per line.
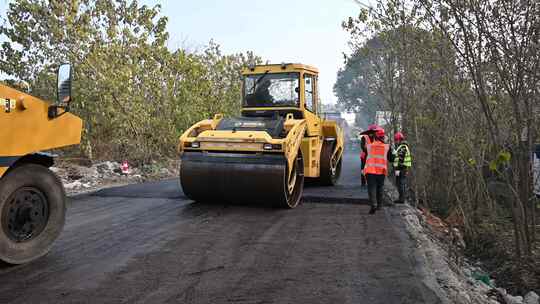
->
[242, 63, 318, 75]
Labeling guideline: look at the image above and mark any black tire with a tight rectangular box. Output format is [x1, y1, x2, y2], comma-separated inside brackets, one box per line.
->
[319, 140, 342, 186]
[279, 151, 304, 209]
[0, 164, 66, 264]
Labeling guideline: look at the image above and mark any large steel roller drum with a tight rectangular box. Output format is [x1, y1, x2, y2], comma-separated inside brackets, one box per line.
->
[180, 152, 304, 208]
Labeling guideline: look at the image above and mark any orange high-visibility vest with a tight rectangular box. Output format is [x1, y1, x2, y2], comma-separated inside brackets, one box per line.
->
[364, 140, 390, 175]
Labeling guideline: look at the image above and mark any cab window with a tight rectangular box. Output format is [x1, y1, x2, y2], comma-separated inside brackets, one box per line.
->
[243, 72, 300, 107]
[304, 74, 314, 112]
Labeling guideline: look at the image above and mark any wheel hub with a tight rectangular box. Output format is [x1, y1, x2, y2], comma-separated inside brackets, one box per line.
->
[2, 187, 49, 242]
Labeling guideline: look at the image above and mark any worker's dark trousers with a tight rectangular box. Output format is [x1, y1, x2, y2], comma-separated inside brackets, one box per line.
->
[366, 174, 385, 207]
[395, 171, 407, 202]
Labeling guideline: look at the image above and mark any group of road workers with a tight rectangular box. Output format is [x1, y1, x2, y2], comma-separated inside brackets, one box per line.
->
[359, 125, 412, 214]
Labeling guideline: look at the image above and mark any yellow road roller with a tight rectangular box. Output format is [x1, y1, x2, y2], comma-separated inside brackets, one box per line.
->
[0, 64, 82, 264]
[178, 63, 344, 208]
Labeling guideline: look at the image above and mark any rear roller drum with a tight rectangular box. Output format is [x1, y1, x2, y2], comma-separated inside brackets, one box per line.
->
[0, 164, 66, 264]
[319, 141, 342, 186]
[279, 152, 304, 208]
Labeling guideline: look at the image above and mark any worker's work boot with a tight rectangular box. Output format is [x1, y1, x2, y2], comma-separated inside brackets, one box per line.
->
[369, 206, 377, 214]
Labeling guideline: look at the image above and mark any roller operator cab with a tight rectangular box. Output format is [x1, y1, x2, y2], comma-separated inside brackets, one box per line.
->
[178, 63, 344, 208]
[0, 64, 82, 264]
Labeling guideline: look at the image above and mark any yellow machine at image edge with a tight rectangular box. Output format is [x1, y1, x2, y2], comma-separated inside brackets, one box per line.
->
[0, 64, 82, 264]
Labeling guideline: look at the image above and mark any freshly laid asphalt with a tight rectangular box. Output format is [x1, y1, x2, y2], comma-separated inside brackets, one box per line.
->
[0, 152, 441, 304]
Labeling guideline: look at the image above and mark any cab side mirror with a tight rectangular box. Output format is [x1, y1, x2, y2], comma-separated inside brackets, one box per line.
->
[57, 63, 73, 105]
[49, 63, 73, 119]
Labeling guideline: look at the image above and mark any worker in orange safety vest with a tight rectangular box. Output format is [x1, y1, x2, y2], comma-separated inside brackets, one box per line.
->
[365, 127, 395, 214]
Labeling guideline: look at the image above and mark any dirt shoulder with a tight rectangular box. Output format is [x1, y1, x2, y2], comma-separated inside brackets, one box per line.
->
[388, 187, 539, 304]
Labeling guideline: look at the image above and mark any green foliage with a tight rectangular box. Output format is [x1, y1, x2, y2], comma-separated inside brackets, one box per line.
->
[333, 35, 387, 126]
[0, 0, 261, 164]
[339, 0, 540, 291]
[489, 151, 511, 173]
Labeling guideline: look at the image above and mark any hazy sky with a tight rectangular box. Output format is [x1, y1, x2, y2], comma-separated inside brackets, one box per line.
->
[150, 0, 361, 104]
[1, 0, 362, 104]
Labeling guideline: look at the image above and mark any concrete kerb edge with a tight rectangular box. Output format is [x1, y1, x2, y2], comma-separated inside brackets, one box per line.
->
[383, 181, 451, 304]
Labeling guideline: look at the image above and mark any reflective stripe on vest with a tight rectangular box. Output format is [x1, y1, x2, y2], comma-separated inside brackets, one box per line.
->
[393, 144, 412, 168]
[364, 141, 389, 175]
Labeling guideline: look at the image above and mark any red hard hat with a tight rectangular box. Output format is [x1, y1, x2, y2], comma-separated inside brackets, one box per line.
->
[394, 132, 405, 142]
[368, 124, 378, 131]
[375, 127, 385, 138]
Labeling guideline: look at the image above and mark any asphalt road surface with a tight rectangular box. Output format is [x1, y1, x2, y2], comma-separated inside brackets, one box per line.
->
[0, 152, 441, 304]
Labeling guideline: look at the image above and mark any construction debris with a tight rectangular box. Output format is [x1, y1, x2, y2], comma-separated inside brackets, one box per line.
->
[51, 159, 178, 194]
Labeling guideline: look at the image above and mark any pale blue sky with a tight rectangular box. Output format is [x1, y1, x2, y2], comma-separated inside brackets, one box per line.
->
[1, 0, 363, 104]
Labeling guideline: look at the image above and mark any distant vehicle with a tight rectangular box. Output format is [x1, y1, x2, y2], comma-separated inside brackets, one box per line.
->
[0, 64, 82, 264]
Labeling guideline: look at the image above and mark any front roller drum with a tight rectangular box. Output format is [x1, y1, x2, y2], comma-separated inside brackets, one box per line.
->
[180, 152, 304, 208]
[0, 164, 66, 264]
